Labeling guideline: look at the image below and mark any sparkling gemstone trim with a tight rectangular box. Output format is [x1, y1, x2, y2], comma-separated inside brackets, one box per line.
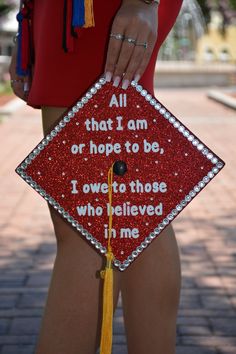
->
[15, 75, 225, 272]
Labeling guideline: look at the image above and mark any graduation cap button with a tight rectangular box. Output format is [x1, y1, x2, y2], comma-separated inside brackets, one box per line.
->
[113, 160, 127, 176]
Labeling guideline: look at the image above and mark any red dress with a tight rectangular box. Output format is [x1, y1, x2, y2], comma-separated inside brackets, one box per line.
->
[27, 0, 183, 109]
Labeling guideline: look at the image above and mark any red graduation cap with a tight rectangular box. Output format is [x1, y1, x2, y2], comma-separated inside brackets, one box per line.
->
[15, 75, 225, 353]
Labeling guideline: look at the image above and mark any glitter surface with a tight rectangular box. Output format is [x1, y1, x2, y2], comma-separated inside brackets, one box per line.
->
[15, 77, 225, 271]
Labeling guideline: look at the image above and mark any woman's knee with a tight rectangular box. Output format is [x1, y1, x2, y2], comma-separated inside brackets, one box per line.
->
[47, 204, 85, 246]
[121, 224, 181, 310]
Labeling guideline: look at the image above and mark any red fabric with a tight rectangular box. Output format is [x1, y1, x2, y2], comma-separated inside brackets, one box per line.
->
[27, 0, 183, 109]
[66, 0, 74, 53]
[20, 7, 30, 71]
[21, 17, 29, 70]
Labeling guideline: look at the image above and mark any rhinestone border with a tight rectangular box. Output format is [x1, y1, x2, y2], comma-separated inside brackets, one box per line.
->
[15, 75, 225, 271]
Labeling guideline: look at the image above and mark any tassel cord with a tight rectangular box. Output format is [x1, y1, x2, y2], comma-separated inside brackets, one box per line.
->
[107, 165, 114, 254]
[99, 164, 115, 354]
[72, 0, 85, 27]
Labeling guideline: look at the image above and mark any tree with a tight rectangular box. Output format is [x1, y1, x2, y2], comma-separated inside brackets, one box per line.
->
[0, 0, 14, 18]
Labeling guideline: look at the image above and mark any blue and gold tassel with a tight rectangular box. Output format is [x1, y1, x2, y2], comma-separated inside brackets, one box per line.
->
[63, 0, 95, 52]
[72, 0, 85, 27]
[16, 0, 33, 76]
[16, 0, 95, 64]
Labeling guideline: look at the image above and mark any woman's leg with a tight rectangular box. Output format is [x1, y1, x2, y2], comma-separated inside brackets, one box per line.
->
[119, 1, 183, 351]
[35, 106, 122, 354]
[121, 224, 181, 354]
[37, 107, 181, 354]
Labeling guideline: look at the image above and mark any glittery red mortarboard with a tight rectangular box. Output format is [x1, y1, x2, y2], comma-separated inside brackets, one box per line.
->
[15, 76, 225, 271]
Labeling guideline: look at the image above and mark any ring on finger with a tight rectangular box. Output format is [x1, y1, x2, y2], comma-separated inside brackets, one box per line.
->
[135, 41, 148, 49]
[10, 79, 24, 85]
[110, 32, 124, 40]
[123, 36, 136, 45]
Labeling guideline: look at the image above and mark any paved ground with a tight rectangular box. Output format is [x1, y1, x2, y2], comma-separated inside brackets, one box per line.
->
[0, 88, 235, 354]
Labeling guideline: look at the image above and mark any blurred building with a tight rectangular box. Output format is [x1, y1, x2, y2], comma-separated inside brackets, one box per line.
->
[0, 4, 18, 81]
[0, 0, 18, 55]
[196, 11, 236, 64]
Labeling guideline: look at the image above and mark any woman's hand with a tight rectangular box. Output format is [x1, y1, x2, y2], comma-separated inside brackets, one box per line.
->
[9, 43, 31, 102]
[104, 0, 158, 89]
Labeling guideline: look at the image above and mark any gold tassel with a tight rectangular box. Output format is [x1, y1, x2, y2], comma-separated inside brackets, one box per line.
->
[83, 0, 95, 27]
[99, 165, 115, 354]
[99, 252, 114, 354]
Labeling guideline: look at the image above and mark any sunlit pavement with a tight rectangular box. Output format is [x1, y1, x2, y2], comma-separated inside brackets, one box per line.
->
[0, 88, 235, 354]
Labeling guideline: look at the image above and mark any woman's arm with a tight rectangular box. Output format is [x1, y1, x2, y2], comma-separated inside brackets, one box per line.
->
[104, 0, 159, 89]
[8, 1, 31, 102]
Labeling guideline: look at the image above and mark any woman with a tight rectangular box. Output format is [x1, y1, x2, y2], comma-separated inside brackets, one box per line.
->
[9, 0, 183, 353]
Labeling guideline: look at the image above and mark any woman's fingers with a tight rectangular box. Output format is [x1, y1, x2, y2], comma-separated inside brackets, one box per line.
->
[130, 31, 157, 84]
[10, 76, 30, 102]
[109, 30, 156, 89]
[10, 78, 24, 100]
[119, 34, 150, 88]
[104, 19, 125, 84]
[8, 43, 31, 102]
[104, 1, 158, 89]
[111, 29, 137, 87]
[22, 79, 30, 101]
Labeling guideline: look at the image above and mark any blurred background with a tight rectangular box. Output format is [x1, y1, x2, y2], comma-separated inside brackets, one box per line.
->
[0, 1, 235, 354]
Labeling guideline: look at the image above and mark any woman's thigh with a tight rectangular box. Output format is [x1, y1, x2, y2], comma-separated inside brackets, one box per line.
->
[121, 224, 181, 354]
[36, 106, 122, 354]
[41, 105, 123, 288]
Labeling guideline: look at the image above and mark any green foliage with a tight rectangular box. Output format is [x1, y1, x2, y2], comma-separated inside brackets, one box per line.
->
[229, 0, 236, 8]
[197, 0, 211, 24]
[197, 0, 236, 26]
[0, 0, 14, 17]
[0, 81, 12, 95]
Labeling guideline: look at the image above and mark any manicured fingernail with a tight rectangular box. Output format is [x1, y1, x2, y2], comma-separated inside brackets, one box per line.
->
[134, 74, 141, 83]
[122, 79, 130, 90]
[113, 76, 121, 87]
[105, 71, 112, 82]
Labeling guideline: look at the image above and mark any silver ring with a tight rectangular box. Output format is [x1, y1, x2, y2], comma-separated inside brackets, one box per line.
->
[135, 41, 148, 49]
[110, 33, 124, 40]
[123, 37, 136, 45]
